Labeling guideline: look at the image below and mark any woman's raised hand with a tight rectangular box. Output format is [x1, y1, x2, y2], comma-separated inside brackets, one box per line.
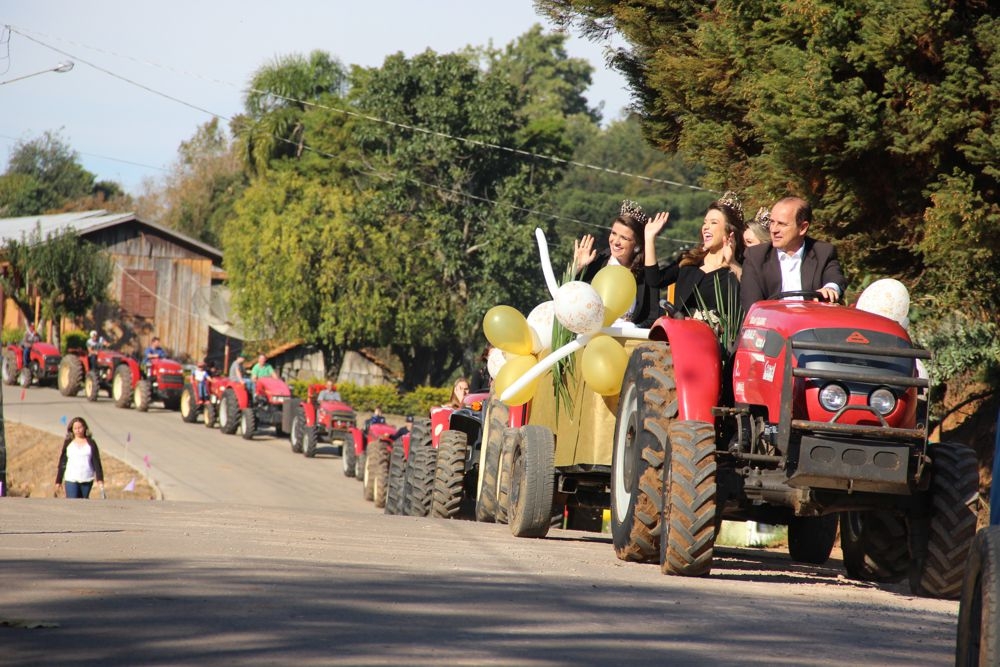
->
[645, 211, 670, 243]
[573, 234, 597, 270]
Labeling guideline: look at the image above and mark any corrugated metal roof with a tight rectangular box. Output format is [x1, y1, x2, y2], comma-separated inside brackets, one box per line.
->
[0, 209, 223, 263]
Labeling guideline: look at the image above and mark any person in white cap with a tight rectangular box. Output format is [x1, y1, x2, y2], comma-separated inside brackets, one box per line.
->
[86, 330, 106, 371]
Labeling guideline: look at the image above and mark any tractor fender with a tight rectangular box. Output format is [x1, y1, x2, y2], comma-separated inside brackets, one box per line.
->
[430, 406, 453, 447]
[118, 358, 142, 387]
[650, 317, 721, 423]
[350, 426, 364, 456]
[302, 400, 317, 427]
[230, 382, 250, 409]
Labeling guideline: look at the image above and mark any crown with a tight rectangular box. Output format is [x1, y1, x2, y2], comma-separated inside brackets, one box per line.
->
[717, 191, 744, 221]
[620, 199, 648, 225]
[752, 206, 771, 230]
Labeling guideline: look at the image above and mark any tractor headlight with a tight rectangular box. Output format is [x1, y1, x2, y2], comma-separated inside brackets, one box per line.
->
[819, 383, 848, 412]
[869, 388, 896, 415]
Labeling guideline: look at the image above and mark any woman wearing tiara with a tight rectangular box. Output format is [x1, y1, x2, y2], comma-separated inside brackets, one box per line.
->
[643, 192, 747, 319]
[744, 207, 771, 247]
[573, 200, 662, 327]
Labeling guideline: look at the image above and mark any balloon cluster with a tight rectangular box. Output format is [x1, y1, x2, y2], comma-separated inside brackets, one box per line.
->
[483, 245, 640, 406]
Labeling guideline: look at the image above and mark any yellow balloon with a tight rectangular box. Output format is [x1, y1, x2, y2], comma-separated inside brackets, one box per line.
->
[581, 335, 628, 396]
[591, 265, 637, 326]
[494, 353, 540, 406]
[483, 306, 534, 356]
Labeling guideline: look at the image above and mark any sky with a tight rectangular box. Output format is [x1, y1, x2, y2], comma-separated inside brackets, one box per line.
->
[1, 0, 631, 195]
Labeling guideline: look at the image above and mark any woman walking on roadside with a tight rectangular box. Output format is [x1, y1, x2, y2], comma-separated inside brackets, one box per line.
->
[55, 416, 105, 499]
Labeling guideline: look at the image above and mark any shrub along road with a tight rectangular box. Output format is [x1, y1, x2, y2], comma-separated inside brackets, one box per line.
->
[0, 384, 960, 665]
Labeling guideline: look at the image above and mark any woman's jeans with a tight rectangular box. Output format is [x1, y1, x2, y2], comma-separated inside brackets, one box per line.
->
[64, 481, 94, 498]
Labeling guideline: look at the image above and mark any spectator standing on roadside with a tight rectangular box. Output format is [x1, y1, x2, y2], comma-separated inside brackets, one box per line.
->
[54, 416, 105, 499]
[20, 321, 40, 369]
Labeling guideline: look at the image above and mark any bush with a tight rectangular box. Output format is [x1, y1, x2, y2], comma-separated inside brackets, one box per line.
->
[2, 326, 25, 346]
[63, 330, 88, 354]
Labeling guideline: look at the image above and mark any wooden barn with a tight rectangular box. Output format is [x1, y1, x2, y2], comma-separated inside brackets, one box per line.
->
[0, 210, 236, 364]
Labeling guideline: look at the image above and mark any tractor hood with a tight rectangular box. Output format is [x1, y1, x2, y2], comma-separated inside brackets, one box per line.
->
[744, 300, 910, 343]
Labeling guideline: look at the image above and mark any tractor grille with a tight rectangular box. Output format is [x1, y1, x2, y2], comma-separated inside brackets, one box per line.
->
[157, 373, 184, 387]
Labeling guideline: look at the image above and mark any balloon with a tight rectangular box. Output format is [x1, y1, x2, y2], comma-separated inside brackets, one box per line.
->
[581, 334, 628, 396]
[493, 353, 541, 406]
[856, 278, 910, 329]
[591, 265, 637, 326]
[483, 306, 534, 355]
[554, 281, 605, 335]
[527, 300, 555, 354]
[486, 347, 507, 379]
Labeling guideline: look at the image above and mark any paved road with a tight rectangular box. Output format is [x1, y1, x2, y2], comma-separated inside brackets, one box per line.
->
[0, 384, 961, 666]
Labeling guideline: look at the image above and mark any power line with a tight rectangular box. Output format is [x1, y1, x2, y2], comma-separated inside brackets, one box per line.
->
[0, 134, 169, 173]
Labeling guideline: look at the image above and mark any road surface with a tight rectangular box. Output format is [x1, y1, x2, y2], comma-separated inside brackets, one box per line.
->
[0, 384, 960, 665]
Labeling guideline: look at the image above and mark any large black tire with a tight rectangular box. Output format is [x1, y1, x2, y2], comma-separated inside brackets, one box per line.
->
[612, 342, 677, 562]
[2, 350, 18, 385]
[203, 402, 217, 428]
[496, 429, 516, 524]
[134, 379, 153, 412]
[475, 404, 505, 523]
[112, 364, 134, 408]
[303, 426, 318, 457]
[219, 389, 240, 434]
[18, 366, 31, 389]
[956, 527, 1000, 667]
[840, 510, 910, 582]
[508, 425, 556, 538]
[405, 439, 437, 517]
[788, 514, 838, 565]
[180, 385, 199, 423]
[240, 408, 256, 440]
[385, 437, 407, 515]
[659, 420, 718, 577]
[289, 409, 305, 453]
[370, 441, 391, 508]
[363, 448, 376, 501]
[85, 371, 100, 402]
[58, 355, 83, 397]
[343, 438, 357, 477]
[433, 430, 470, 519]
[909, 441, 980, 599]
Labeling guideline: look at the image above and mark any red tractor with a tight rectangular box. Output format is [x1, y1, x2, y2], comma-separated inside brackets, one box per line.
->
[182, 375, 240, 427]
[2, 341, 61, 388]
[57, 349, 142, 407]
[361, 421, 407, 508]
[596, 292, 978, 598]
[132, 357, 185, 411]
[214, 376, 292, 440]
[288, 383, 363, 467]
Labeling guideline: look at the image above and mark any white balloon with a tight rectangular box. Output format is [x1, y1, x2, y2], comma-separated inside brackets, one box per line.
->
[554, 281, 605, 335]
[486, 347, 507, 379]
[527, 300, 555, 353]
[856, 278, 910, 329]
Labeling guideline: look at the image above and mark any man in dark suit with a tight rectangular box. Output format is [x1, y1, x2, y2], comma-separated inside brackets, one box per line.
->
[740, 196, 847, 313]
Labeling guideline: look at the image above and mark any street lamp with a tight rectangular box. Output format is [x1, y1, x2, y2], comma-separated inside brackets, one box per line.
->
[0, 60, 74, 86]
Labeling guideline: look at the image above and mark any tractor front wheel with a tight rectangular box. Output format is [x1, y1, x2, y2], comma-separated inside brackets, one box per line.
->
[343, 438, 357, 477]
[475, 405, 505, 523]
[240, 408, 256, 440]
[840, 510, 909, 582]
[219, 389, 240, 434]
[2, 350, 19, 385]
[508, 426, 555, 538]
[58, 356, 83, 397]
[385, 436, 407, 516]
[433, 430, 469, 519]
[135, 379, 153, 412]
[85, 371, 100, 402]
[303, 425, 318, 458]
[112, 365, 133, 408]
[180, 386, 199, 423]
[289, 410, 304, 453]
[370, 441, 391, 508]
[203, 402, 217, 428]
[788, 515, 838, 565]
[405, 436, 436, 518]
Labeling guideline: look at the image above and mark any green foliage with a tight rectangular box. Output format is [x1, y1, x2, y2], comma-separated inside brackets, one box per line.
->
[62, 330, 89, 354]
[2, 326, 26, 346]
[913, 313, 1000, 386]
[0, 225, 114, 325]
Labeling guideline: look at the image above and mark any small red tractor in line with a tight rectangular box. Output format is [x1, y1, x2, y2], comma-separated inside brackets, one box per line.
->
[3, 341, 61, 388]
[180, 375, 235, 426]
[288, 384, 363, 471]
[205, 376, 292, 440]
[132, 357, 185, 411]
[360, 421, 406, 508]
[58, 349, 140, 406]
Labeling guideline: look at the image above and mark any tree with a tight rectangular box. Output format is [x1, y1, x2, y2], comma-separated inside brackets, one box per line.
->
[0, 225, 114, 347]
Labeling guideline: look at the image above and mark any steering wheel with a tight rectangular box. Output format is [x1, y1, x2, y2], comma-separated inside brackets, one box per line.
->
[776, 290, 829, 302]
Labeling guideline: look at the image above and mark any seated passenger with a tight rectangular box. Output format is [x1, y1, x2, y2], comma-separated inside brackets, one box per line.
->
[316, 380, 341, 403]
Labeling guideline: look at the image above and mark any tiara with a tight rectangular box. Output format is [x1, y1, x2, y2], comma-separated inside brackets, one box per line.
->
[620, 199, 648, 225]
[717, 191, 744, 221]
[752, 206, 771, 230]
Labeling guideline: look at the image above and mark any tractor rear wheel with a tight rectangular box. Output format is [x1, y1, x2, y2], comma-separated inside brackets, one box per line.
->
[18, 366, 32, 388]
[363, 448, 376, 501]
[85, 371, 100, 402]
[385, 436, 407, 515]
[370, 441, 391, 508]
[289, 410, 305, 453]
[840, 510, 909, 582]
[497, 429, 516, 524]
[2, 350, 18, 385]
[240, 408, 256, 440]
[112, 365, 133, 408]
[956, 526, 1000, 666]
[180, 386, 199, 423]
[659, 420, 718, 577]
[135, 379, 153, 412]
[303, 426, 318, 457]
[203, 402, 217, 428]
[58, 356, 83, 397]
[475, 404, 505, 523]
[405, 439, 437, 517]
[433, 430, 469, 519]
[612, 342, 677, 563]
[219, 389, 240, 434]
[788, 514, 838, 564]
[343, 438, 357, 477]
[508, 425, 555, 538]
[909, 441, 979, 599]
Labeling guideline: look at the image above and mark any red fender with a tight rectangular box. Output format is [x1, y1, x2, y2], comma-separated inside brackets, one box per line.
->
[230, 382, 250, 409]
[430, 406, 453, 447]
[649, 316, 721, 423]
[350, 426, 364, 456]
[302, 400, 317, 427]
